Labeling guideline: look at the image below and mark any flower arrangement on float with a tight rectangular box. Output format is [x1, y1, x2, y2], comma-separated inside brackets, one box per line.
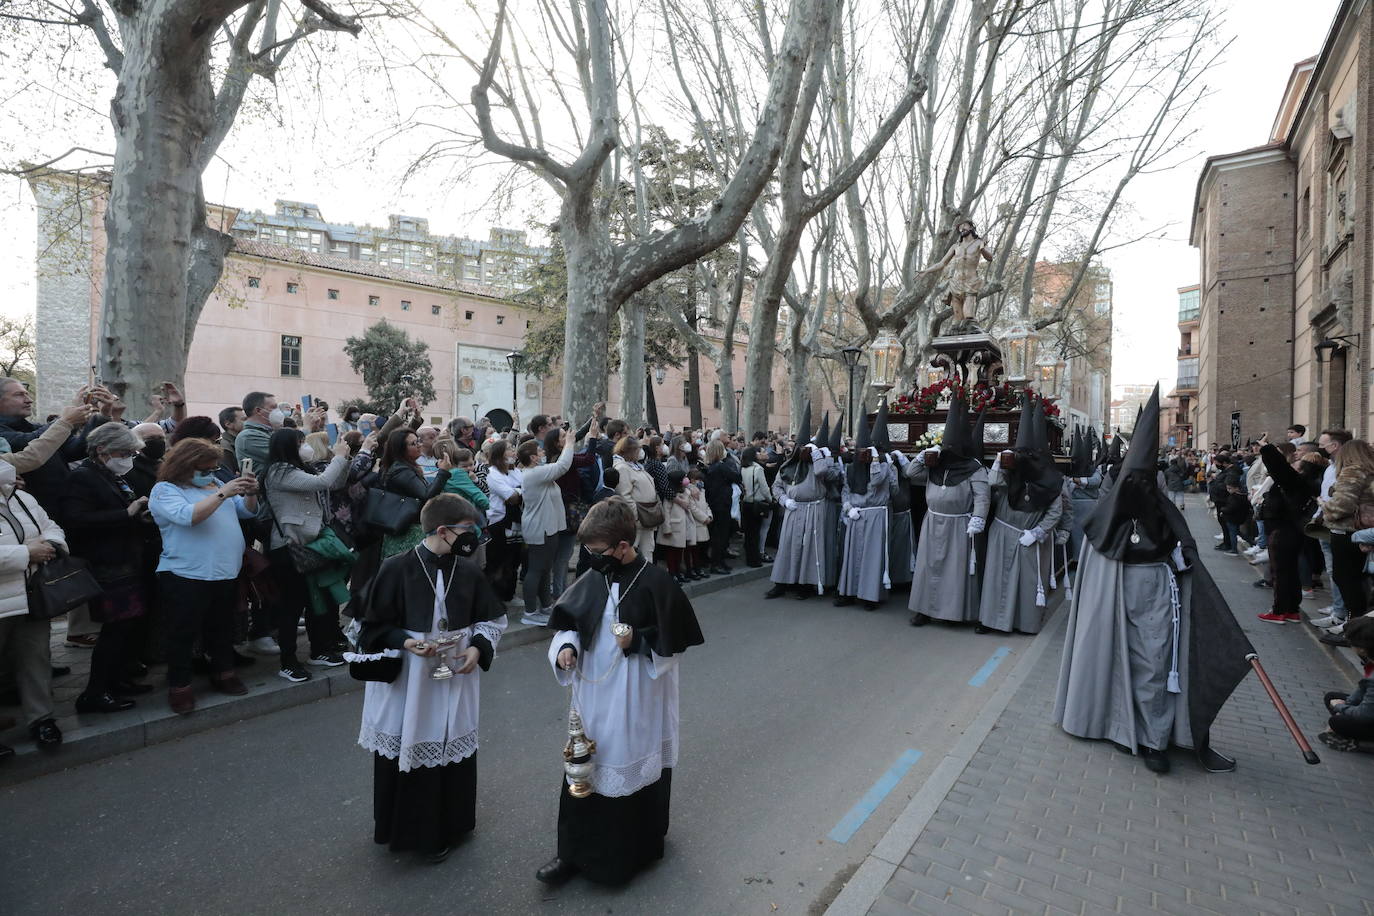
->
[913, 429, 943, 450]
[889, 379, 1060, 418]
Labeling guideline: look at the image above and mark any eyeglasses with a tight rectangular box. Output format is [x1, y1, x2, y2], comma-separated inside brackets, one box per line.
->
[439, 524, 476, 534]
[584, 545, 615, 557]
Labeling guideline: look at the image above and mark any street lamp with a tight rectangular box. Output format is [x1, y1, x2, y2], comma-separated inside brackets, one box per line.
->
[471, 402, 480, 424]
[1315, 333, 1360, 362]
[840, 345, 862, 435]
[654, 365, 667, 385]
[505, 350, 525, 414]
[1002, 321, 1034, 382]
[734, 388, 744, 425]
[868, 331, 903, 393]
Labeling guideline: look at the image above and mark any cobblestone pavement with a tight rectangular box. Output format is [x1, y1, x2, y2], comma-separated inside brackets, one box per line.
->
[867, 501, 1374, 916]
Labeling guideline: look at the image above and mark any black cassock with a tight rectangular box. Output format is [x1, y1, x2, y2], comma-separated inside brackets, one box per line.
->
[358, 546, 506, 855]
[548, 558, 704, 884]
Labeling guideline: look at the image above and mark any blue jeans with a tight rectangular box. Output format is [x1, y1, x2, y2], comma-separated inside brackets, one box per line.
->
[1256, 519, 1268, 549]
[1223, 521, 1240, 550]
[1320, 539, 1347, 620]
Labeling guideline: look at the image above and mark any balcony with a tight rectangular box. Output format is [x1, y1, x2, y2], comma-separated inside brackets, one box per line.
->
[1176, 375, 1199, 391]
[1178, 307, 1200, 324]
[1177, 346, 1193, 357]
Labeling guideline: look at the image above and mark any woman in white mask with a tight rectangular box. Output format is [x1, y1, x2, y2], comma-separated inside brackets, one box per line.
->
[612, 435, 660, 561]
[0, 448, 69, 756]
[62, 422, 156, 716]
[261, 427, 353, 682]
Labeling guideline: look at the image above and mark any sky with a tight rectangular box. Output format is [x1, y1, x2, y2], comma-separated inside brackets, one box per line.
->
[0, 0, 1345, 395]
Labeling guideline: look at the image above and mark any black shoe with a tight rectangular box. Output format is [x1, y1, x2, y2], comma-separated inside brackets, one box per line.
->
[761, 555, 774, 563]
[747, 561, 764, 568]
[725, 549, 739, 559]
[1213, 543, 1230, 551]
[111, 680, 154, 696]
[1320, 631, 1352, 648]
[710, 565, 731, 575]
[1253, 579, 1271, 589]
[674, 573, 688, 585]
[1140, 746, 1170, 774]
[1196, 744, 1236, 772]
[909, 613, 930, 627]
[974, 624, 993, 634]
[764, 585, 787, 599]
[126, 661, 149, 679]
[51, 665, 71, 678]
[75, 692, 135, 713]
[535, 856, 580, 885]
[833, 595, 856, 607]
[29, 718, 61, 749]
[426, 846, 453, 865]
[861, 600, 879, 611]
[792, 587, 811, 600]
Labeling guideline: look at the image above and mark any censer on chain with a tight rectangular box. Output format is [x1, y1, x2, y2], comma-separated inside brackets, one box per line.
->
[563, 707, 597, 798]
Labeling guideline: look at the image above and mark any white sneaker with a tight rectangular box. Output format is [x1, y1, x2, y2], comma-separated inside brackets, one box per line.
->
[1243, 545, 1262, 556]
[1315, 605, 1335, 616]
[1327, 623, 1346, 637]
[1213, 533, 1225, 540]
[248, 636, 280, 656]
[1247, 550, 1269, 565]
[520, 610, 551, 627]
[1309, 614, 1344, 629]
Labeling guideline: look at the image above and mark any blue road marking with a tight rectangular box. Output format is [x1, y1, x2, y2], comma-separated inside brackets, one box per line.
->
[827, 749, 923, 843]
[968, 646, 1012, 687]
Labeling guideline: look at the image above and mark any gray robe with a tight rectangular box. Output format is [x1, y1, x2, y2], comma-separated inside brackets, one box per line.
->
[771, 457, 842, 589]
[888, 507, 915, 586]
[904, 460, 991, 622]
[1054, 543, 1195, 752]
[1066, 468, 1101, 559]
[978, 466, 1064, 633]
[837, 462, 897, 602]
[822, 481, 843, 589]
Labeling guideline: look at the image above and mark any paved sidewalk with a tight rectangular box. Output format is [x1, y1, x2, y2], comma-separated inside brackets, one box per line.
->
[836, 500, 1374, 916]
[0, 558, 771, 786]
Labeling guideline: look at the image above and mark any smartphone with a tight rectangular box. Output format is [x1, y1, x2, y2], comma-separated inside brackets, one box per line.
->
[302, 393, 313, 411]
[240, 457, 254, 477]
[326, 422, 339, 446]
[359, 418, 374, 436]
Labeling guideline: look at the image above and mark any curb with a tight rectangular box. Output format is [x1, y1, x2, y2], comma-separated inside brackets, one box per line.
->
[0, 562, 770, 788]
[1297, 604, 1367, 683]
[824, 599, 1067, 916]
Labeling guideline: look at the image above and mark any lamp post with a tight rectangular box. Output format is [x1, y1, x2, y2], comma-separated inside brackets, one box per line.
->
[867, 331, 903, 395]
[734, 388, 744, 428]
[840, 345, 862, 435]
[654, 365, 667, 386]
[472, 402, 480, 424]
[505, 350, 525, 416]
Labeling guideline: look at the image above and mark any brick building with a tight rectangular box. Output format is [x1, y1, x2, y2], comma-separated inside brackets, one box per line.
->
[1190, 0, 1372, 443]
[26, 177, 794, 432]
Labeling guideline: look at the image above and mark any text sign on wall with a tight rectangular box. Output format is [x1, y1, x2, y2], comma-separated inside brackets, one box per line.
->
[455, 343, 541, 423]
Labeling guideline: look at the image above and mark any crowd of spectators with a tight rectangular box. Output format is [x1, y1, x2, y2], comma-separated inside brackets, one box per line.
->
[0, 379, 803, 759]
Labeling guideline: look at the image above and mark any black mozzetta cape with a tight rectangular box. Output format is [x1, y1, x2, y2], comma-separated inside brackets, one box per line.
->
[549, 558, 705, 659]
[1007, 398, 1063, 511]
[359, 545, 507, 669]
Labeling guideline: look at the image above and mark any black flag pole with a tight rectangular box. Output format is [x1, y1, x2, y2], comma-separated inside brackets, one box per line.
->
[1246, 653, 1320, 765]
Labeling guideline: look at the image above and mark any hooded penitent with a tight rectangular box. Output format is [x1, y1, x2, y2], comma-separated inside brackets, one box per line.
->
[931, 396, 983, 486]
[1069, 427, 1095, 477]
[1068, 384, 1253, 754]
[828, 414, 844, 455]
[873, 398, 910, 513]
[778, 402, 813, 486]
[1007, 395, 1064, 511]
[847, 411, 875, 495]
[1105, 431, 1124, 467]
[814, 412, 830, 446]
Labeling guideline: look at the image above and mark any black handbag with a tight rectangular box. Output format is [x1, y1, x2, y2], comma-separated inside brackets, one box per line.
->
[363, 486, 422, 534]
[346, 649, 404, 683]
[2, 497, 105, 619]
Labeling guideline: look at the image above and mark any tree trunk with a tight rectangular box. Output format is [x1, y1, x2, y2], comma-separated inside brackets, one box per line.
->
[718, 343, 736, 433]
[99, 6, 237, 407]
[559, 194, 615, 418]
[618, 297, 646, 427]
[741, 221, 806, 434]
[686, 295, 703, 428]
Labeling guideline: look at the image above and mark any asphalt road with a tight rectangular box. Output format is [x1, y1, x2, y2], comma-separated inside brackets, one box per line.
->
[0, 577, 1041, 916]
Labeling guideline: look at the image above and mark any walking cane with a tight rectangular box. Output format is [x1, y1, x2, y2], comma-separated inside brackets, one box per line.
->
[1246, 653, 1321, 765]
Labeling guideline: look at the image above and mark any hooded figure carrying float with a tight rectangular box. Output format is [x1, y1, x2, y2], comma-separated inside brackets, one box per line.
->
[978, 396, 1064, 635]
[1054, 385, 1252, 774]
[834, 413, 897, 610]
[765, 405, 843, 599]
[873, 399, 918, 588]
[897, 397, 991, 627]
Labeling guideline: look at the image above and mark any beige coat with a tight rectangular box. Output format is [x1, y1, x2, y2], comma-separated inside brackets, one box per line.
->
[0, 488, 67, 620]
[685, 486, 712, 545]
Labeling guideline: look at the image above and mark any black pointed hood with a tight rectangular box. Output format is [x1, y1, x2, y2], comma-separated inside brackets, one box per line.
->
[1084, 385, 1170, 561]
[872, 398, 892, 453]
[828, 414, 844, 454]
[1106, 432, 1124, 465]
[847, 411, 875, 494]
[779, 401, 813, 486]
[815, 412, 830, 446]
[930, 398, 983, 487]
[1069, 427, 1094, 477]
[1007, 396, 1063, 510]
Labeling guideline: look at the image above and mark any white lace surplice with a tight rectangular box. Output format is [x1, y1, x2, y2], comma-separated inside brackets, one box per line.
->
[548, 584, 679, 798]
[359, 567, 508, 772]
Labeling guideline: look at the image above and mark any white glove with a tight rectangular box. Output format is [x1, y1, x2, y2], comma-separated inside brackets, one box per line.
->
[805, 444, 821, 459]
[1018, 529, 1037, 547]
[1032, 526, 1048, 543]
[891, 450, 907, 466]
[819, 447, 831, 458]
[966, 516, 985, 536]
[847, 507, 861, 520]
[784, 497, 798, 511]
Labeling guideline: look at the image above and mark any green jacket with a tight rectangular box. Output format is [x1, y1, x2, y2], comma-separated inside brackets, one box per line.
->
[442, 470, 490, 512]
[303, 525, 357, 617]
[234, 420, 273, 476]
